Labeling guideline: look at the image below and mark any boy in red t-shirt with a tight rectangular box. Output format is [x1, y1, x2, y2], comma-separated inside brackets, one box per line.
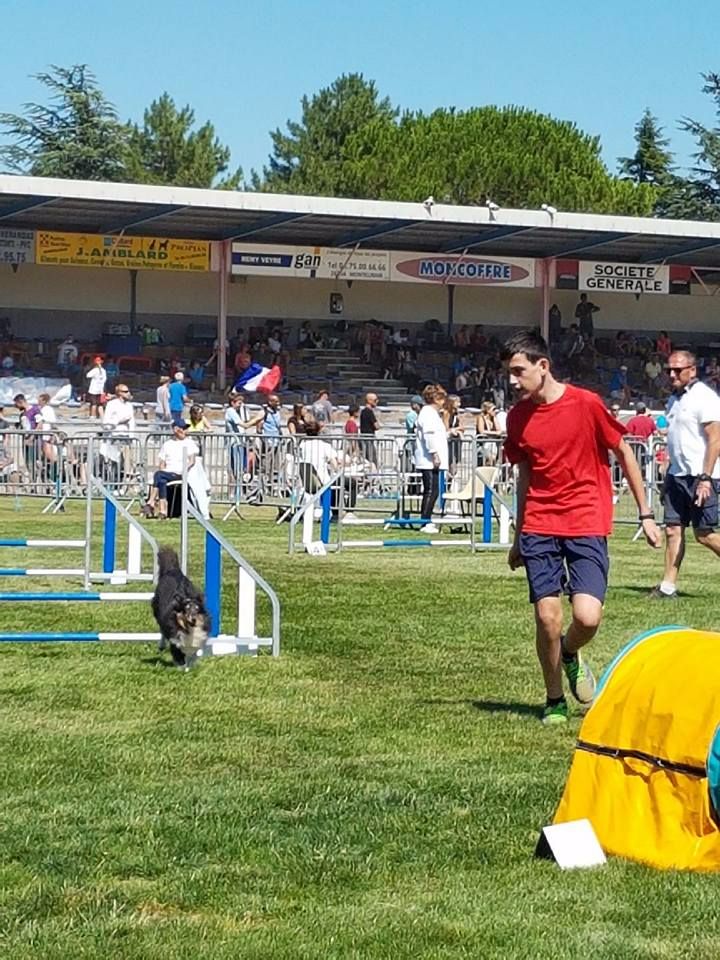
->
[502, 331, 661, 725]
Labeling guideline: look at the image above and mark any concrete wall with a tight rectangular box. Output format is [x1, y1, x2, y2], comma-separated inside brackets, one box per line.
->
[2, 261, 720, 342]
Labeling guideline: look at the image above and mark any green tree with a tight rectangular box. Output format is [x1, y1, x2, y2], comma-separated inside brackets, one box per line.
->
[254, 73, 397, 194]
[618, 109, 673, 185]
[345, 105, 655, 215]
[0, 64, 128, 180]
[125, 93, 241, 189]
[675, 72, 720, 220]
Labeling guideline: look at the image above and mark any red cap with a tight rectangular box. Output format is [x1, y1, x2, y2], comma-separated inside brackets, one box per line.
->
[94, 356, 103, 364]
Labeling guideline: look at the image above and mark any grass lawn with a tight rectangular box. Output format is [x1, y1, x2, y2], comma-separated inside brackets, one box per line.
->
[0, 498, 719, 959]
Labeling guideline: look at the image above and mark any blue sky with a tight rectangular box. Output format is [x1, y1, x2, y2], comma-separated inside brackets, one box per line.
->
[1, 0, 717, 183]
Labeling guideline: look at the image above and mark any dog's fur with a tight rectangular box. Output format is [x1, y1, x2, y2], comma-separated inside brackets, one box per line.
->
[151, 547, 211, 667]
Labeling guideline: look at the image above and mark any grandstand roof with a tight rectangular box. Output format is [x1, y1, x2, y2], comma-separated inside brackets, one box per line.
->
[2, 174, 720, 268]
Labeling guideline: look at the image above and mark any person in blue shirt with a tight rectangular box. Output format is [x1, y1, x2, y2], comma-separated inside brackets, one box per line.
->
[168, 372, 188, 425]
[262, 393, 283, 438]
[188, 360, 205, 390]
[405, 395, 423, 433]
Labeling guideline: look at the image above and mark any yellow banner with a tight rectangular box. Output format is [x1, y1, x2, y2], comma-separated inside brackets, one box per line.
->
[36, 231, 210, 271]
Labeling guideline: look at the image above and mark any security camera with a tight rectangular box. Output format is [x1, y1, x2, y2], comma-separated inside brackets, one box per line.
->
[423, 196, 435, 209]
[541, 204, 558, 216]
[486, 199, 500, 211]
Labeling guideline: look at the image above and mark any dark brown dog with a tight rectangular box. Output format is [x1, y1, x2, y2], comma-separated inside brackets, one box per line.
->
[151, 547, 210, 668]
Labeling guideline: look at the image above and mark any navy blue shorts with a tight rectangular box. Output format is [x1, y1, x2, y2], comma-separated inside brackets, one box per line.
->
[519, 534, 609, 604]
[663, 473, 718, 530]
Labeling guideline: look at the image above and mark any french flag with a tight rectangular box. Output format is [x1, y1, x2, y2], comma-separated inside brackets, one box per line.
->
[232, 362, 282, 394]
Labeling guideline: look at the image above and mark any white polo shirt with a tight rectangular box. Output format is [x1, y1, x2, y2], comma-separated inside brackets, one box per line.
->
[666, 380, 720, 477]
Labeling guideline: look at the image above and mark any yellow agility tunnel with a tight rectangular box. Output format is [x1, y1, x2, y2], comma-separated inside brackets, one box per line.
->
[554, 626, 720, 871]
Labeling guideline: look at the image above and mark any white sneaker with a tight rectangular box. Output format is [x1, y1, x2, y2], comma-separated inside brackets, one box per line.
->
[342, 512, 357, 523]
[423, 523, 439, 533]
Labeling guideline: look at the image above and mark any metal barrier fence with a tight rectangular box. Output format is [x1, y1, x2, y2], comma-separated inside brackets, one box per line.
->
[0, 428, 669, 529]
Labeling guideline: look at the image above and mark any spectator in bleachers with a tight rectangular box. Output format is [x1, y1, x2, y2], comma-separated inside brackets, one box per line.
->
[188, 359, 205, 390]
[105, 355, 119, 379]
[470, 325, 488, 352]
[645, 354, 663, 394]
[575, 293, 599, 342]
[454, 325, 470, 350]
[565, 324, 585, 375]
[705, 356, 720, 393]
[443, 394, 464, 477]
[311, 389, 334, 425]
[656, 330, 672, 358]
[57, 335, 78, 375]
[609, 363, 631, 406]
[287, 403, 308, 436]
[86, 356, 107, 419]
[548, 304, 562, 346]
[415, 383, 449, 533]
[298, 321, 321, 348]
[0, 351, 14, 374]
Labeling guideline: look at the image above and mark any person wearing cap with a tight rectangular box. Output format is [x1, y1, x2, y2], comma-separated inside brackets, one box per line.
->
[143, 419, 198, 519]
[609, 363, 630, 406]
[168, 371, 189, 426]
[86, 356, 107, 419]
[405, 395, 423, 434]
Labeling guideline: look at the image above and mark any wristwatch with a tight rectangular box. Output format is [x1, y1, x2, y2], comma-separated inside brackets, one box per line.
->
[699, 473, 713, 482]
[638, 512, 655, 521]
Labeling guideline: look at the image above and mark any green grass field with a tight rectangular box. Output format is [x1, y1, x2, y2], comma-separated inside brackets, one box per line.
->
[1, 498, 719, 959]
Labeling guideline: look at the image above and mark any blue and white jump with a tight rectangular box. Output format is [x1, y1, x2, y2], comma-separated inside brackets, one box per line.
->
[289, 466, 512, 555]
[0, 471, 281, 657]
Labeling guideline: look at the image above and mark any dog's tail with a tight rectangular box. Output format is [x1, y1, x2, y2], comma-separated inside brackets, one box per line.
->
[157, 546, 181, 575]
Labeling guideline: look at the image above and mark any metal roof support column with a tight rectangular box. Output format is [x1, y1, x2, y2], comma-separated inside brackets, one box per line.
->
[539, 258, 554, 344]
[447, 284, 455, 339]
[217, 240, 230, 391]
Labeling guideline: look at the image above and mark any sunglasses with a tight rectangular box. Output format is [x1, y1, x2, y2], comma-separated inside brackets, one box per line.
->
[665, 365, 693, 375]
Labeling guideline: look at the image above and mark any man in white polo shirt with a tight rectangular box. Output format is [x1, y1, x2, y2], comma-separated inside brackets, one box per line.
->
[143, 420, 198, 519]
[651, 349, 720, 598]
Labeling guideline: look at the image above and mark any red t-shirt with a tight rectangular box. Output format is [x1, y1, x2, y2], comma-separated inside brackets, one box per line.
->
[624, 414, 655, 441]
[345, 420, 359, 435]
[504, 385, 626, 537]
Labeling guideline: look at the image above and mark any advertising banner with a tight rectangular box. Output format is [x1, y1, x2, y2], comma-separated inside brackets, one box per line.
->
[579, 261, 669, 294]
[0, 229, 34, 265]
[232, 243, 389, 280]
[389, 252, 536, 287]
[232, 243, 535, 286]
[36, 232, 210, 271]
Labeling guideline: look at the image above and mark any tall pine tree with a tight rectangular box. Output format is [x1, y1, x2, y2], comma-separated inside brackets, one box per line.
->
[0, 65, 128, 181]
[125, 93, 241, 189]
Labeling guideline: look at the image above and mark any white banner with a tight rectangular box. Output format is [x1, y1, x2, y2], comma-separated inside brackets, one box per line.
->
[0, 229, 34, 265]
[232, 243, 535, 286]
[231, 244, 389, 280]
[579, 261, 669, 294]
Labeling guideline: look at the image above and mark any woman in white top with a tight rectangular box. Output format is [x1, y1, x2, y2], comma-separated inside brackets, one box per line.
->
[414, 383, 449, 531]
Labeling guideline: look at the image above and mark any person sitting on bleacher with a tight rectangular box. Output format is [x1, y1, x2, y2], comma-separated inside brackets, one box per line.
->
[143, 420, 198, 520]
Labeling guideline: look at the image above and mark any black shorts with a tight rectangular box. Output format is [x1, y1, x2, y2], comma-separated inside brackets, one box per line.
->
[519, 533, 609, 605]
[663, 473, 718, 530]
